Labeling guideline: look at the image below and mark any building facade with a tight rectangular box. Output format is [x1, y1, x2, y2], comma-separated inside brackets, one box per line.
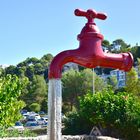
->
[110, 69, 126, 88]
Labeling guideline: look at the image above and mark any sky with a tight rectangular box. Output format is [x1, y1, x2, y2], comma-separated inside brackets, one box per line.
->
[0, 0, 140, 66]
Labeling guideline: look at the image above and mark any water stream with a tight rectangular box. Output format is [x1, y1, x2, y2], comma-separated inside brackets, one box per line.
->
[47, 79, 62, 140]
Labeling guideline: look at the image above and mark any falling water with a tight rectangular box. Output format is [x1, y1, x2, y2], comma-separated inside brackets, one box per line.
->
[47, 79, 62, 140]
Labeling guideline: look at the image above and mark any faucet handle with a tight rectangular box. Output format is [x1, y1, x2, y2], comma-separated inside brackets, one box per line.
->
[75, 9, 107, 23]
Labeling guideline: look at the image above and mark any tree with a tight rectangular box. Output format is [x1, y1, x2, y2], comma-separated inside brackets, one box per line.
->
[32, 75, 47, 105]
[25, 65, 34, 80]
[15, 53, 53, 81]
[41, 54, 53, 62]
[102, 39, 110, 47]
[125, 67, 139, 96]
[81, 69, 107, 92]
[62, 69, 82, 111]
[94, 73, 107, 92]
[29, 103, 41, 112]
[0, 67, 4, 77]
[40, 54, 53, 68]
[17, 57, 39, 67]
[5, 65, 17, 75]
[0, 75, 27, 128]
[136, 46, 140, 59]
[107, 76, 118, 90]
[112, 39, 130, 52]
[4, 54, 53, 112]
[62, 69, 107, 112]
[34, 63, 44, 75]
[102, 39, 112, 51]
[130, 45, 140, 62]
[137, 58, 140, 76]
[21, 75, 47, 111]
[80, 69, 93, 94]
[27, 57, 39, 65]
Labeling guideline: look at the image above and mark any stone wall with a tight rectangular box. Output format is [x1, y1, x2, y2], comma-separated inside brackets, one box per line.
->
[62, 135, 119, 140]
[0, 135, 120, 140]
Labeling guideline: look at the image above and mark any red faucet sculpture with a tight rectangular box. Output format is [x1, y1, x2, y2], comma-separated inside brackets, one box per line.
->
[49, 9, 133, 79]
[48, 9, 134, 140]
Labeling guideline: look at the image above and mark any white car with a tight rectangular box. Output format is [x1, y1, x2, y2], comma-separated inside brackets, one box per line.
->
[37, 118, 47, 125]
[42, 115, 48, 121]
[28, 112, 41, 120]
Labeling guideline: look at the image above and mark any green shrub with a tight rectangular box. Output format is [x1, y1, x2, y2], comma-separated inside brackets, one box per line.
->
[63, 111, 93, 135]
[0, 128, 37, 137]
[63, 89, 140, 140]
[31, 128, 47, 135]
[0, 75, 27, 128]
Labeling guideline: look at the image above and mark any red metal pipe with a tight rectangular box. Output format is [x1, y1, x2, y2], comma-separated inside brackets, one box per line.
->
[49, 9, 133, 79]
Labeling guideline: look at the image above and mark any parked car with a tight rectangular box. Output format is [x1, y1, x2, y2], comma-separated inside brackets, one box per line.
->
[20, 109, 28, 114]
[37, 118, 47, 125]
[34, 114, 41, 120]
[38, 111, 46, 116]
[26, 115, 37, 122]
[8, 121, 24, 131]
[28, 112, 41, 120]
[42, 115, 48, 121]
[22, 113, 30, 120]
[42, 121, 48, 128]
[25, 121, 41, 130]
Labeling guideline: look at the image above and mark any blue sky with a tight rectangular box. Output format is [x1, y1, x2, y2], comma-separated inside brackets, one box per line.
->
[0, 0, 140, 65]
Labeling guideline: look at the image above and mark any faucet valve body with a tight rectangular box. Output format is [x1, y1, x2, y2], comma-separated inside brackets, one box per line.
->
[75, 9, 106, 40]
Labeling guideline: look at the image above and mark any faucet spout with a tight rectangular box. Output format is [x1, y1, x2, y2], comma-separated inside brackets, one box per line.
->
[49, 49, 77, 79]
[49, 47, 133, 79]
[100, 52, 133, 71]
